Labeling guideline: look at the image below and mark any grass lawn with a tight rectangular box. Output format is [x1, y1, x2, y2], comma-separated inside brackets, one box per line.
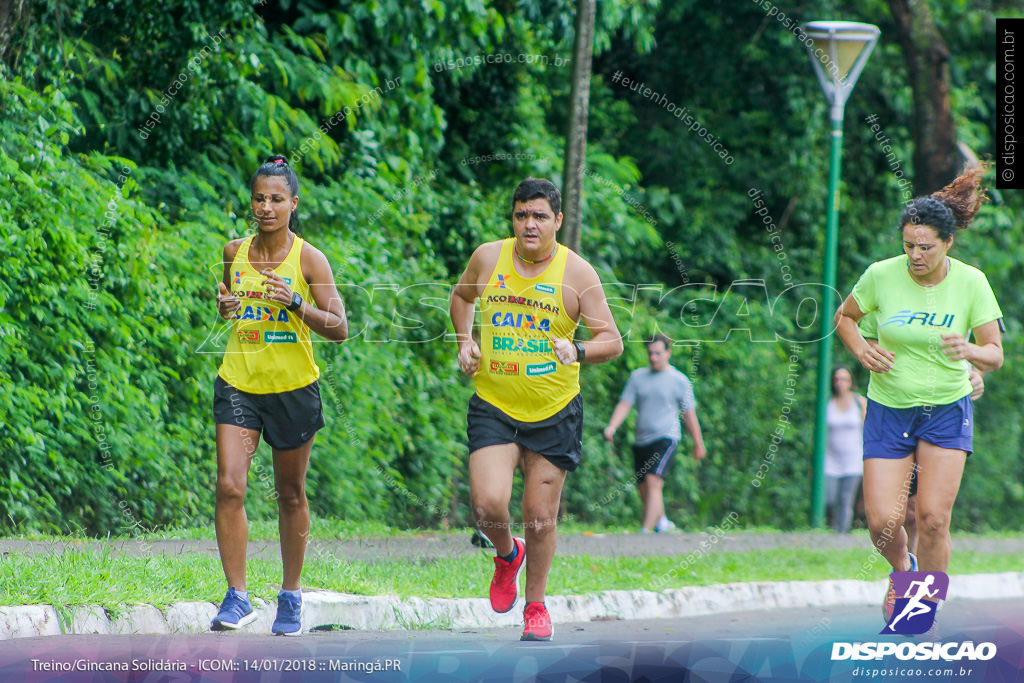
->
[2, 541, 1021, 610]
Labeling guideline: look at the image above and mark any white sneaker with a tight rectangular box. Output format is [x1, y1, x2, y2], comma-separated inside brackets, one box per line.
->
[655, 516, 677, 533]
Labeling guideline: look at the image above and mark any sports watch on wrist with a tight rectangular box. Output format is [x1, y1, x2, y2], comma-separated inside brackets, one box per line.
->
[574, 341, 586, 363]
[287, 292, 303, 311]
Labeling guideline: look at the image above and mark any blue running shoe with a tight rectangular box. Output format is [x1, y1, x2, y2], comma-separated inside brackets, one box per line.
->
[211, 587, 256, 631]
[272, 590, 302, 636]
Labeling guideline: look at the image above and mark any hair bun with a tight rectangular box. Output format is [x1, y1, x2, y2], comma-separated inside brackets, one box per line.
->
[264, 155, 288, 166]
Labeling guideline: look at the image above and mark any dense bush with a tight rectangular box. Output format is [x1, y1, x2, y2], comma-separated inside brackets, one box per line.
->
[2, 0, 1020, 535]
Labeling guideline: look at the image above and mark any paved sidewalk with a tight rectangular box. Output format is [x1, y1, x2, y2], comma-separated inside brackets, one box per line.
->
[4, 572, 1024, 640]
[3, 531, 1023, 640]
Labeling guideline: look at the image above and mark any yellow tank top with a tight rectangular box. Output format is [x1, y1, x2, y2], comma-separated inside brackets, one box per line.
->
[217, 234, 319, 393]
[474, 238, 580, 421]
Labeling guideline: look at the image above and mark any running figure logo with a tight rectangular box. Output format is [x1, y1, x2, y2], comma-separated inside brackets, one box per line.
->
[881, 571, 948, 635]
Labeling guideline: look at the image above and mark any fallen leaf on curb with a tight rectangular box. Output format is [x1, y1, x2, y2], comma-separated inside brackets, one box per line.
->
[309, 623, 355, 632]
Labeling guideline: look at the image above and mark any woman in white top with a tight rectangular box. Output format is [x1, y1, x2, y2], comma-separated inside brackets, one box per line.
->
[826, 365, 867, 534]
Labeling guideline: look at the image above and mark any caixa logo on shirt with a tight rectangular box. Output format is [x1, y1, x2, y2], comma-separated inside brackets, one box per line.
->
[491, 312, 552, 331]
[882, 310, 955, 328]
[234, 306, 290, 322]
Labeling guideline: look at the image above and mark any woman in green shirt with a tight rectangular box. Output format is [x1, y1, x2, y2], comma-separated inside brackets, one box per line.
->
[833, 165, 1003, 624]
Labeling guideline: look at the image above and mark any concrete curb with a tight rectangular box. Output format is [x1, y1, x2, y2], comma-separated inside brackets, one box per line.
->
[2, 572, 1022, 640]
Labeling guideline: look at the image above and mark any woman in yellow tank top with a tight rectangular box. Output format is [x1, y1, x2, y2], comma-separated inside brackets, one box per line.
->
[210, 155, 348, 636]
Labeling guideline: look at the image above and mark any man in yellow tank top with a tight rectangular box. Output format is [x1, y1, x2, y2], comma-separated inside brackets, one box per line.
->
[450, 178, 623, 641]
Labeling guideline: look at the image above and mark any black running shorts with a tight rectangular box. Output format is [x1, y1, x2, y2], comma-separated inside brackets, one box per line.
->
[466, 393, 583, 472]
[632, 437, 679, 482]
[213, 376, 325, 450]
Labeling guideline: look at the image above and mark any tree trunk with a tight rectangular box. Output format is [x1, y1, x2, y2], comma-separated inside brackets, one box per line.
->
[887, 0, 963, 194]
[0, 0, 27, 70]
[561, 0, 595, 254]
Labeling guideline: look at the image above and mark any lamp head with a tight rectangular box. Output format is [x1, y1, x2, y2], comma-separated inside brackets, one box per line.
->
[803, 21, 880, 110]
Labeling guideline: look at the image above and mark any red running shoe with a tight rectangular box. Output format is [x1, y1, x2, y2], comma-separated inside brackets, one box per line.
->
[489, 536, 525, 613]
[883, 575, 896, 623]
[883, 552, 917, 624]
[521, 602, 553, 641]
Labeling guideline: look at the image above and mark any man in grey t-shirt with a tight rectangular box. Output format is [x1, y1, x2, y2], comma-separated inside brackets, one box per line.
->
[603, 334, 706, 532]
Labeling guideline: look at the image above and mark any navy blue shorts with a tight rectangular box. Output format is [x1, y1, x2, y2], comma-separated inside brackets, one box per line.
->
[863, 396, 973, 459]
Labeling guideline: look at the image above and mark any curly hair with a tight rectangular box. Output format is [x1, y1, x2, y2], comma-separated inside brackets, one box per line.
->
[899, 164, 989, 240]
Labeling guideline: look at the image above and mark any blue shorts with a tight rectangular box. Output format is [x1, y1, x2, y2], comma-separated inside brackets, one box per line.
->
[863, 396, 973, 459]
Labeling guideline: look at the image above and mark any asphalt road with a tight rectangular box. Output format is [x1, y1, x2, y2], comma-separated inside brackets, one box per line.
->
[2, 598, 1021, 682]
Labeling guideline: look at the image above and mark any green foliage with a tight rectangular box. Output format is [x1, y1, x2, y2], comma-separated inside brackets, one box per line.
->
[0, 77, 215, 532]
[2, 0, 1020, 538]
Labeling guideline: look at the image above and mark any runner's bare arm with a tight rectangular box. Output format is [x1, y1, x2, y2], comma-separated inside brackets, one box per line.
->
[451, 247, 483, 343]
[941, 319, 1002, 372]
[603, 400, 633, 441]
[217, 240, 243, 319]
[298, 244, 348, 342]
[835, 294, 894, 373]
[568, 258, 623, 364]
[259, 246, 346, 342]
[682, 409, 706, 460]
[451, 243, 500, 374]
[968, 367, 985, 400]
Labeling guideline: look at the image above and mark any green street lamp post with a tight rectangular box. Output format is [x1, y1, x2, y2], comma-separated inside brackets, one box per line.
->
[803, 21, 880, 528]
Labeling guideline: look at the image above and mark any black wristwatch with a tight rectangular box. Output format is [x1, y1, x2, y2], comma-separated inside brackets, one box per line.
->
[287, 292, 303, 311]
[574, 341, 586, 363]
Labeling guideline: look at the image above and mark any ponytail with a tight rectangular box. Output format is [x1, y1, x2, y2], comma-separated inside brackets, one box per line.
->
[931, 163, 988, 232]
[899, 164, 989, 240]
